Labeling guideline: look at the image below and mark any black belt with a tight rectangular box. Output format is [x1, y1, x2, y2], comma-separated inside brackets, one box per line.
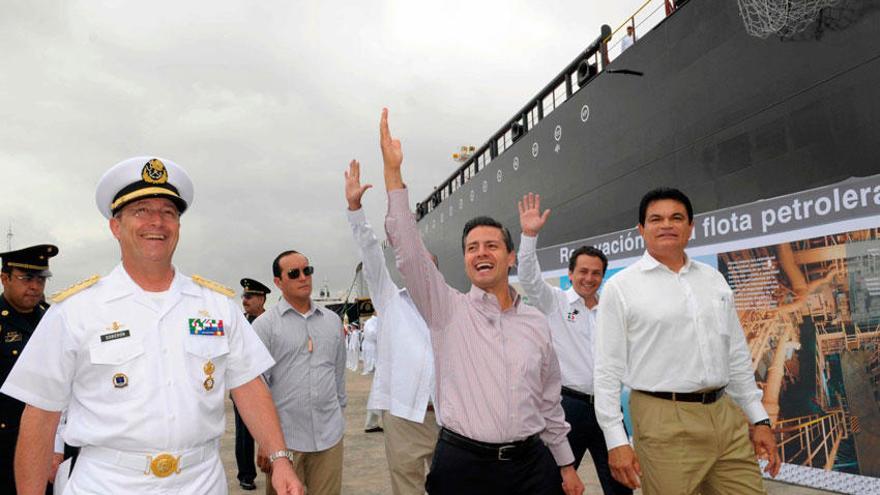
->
[561, 386, 593, 403]
[439, 428, 540, 461]
[640, 388, 725, 404]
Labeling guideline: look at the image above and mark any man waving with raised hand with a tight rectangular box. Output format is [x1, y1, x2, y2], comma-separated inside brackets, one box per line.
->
[380, 108, 584, 495]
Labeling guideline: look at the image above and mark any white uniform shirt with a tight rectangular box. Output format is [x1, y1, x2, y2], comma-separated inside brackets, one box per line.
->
[518, 234, 597, 394]
[1, 264, 274, 452]
[620, 34, 634, 53]
[347, 208, 435, 424]
[594, 251, 769, 449]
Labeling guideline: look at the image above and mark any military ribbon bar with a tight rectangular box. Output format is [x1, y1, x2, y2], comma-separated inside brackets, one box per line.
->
[188, 318, 225, 336]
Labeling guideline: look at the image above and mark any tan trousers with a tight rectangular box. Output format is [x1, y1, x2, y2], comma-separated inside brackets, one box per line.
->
[266, 438, 343, 495]
[382, 409, 440, 495]
[630, 391, 766, 495]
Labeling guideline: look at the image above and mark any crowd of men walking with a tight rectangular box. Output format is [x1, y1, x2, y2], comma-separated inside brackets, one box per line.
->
[0, 109, 780, 495]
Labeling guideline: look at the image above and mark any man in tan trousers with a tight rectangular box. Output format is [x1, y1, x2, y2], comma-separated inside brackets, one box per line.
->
[345, 159, 439, 494]
[594, 187, 780, 494]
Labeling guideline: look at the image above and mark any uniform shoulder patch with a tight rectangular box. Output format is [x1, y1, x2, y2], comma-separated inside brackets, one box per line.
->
[51, 275, 101, 303]
[191, 275, 235, 298]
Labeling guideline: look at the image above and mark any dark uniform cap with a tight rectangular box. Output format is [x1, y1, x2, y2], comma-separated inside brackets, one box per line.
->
[240, 278, 271, 296]
[95, 156, 194, 219]
[0, 244, 59, 275]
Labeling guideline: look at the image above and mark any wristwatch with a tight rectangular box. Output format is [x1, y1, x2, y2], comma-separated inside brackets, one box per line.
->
[268, 449, 295, 464]
[753, 419, 772, 428]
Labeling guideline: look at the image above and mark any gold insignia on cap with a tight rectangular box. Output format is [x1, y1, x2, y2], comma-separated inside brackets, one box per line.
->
[1, 310, 8, 316]
[142, 159, 169, 185]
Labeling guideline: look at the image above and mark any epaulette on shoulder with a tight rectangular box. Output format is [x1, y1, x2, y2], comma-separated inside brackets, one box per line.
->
[191, 275, 235, 298]
[51, 275, 101, 303]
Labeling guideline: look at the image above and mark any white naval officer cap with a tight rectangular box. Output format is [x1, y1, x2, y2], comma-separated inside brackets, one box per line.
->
[95, 156, 194, 219]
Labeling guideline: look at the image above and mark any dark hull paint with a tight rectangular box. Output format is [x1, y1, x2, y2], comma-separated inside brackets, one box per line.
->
[397, 0, 880, 291]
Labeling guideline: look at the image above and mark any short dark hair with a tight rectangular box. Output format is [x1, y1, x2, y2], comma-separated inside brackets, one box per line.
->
[461, 216, 514, 253]
[568, 246, 608, 274]
[638, 187, 693, 226]
[272, 250, 301, 278]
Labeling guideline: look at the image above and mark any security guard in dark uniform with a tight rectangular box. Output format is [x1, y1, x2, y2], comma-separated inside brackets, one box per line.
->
[0, 244, 59, 494]
[235, 277, 271, 490]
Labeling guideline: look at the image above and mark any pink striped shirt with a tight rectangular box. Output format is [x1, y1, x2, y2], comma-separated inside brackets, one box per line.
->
[385, 188, 573, 465]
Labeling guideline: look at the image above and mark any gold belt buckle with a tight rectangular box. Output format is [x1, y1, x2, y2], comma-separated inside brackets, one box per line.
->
[147, 453, 181, 477]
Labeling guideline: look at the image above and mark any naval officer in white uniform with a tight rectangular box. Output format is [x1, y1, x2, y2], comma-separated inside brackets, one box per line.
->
[1, 157, 304, 495]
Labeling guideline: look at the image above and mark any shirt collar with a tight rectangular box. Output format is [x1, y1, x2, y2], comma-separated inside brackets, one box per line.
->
[102, 263, 187, 302]
[639, 250, 692, 273]
[467, 283, 522, 309]
[565, 287, 581, 305]
[564, 286, 600, 311]
[277, 297, 322, 318]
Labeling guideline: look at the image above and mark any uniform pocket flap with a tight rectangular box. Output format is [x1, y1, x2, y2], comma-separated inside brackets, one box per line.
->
[89, 338, 145, 365]
[184, 336, 230, 359]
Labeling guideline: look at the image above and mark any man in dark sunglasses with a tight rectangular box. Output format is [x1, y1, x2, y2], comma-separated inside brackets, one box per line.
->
[253, 251, 347, 495]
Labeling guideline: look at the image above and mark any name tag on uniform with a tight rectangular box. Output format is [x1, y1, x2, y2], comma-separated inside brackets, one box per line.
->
[100, 330, 131, 342]
[189, 318, 225, 336]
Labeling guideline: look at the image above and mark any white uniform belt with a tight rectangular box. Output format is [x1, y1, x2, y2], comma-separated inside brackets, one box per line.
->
[79, 440, 218, 475]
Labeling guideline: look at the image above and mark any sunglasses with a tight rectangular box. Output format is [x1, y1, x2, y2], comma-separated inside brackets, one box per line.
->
[286, 266, 314, 280]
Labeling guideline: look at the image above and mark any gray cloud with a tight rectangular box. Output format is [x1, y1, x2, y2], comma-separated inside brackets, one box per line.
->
[2, 0, 636, 300]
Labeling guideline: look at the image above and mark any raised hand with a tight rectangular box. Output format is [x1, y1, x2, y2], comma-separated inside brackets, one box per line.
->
[345, 159, 373, 211]
[518, 192, 551, 237]
[379, 108, 404, 190]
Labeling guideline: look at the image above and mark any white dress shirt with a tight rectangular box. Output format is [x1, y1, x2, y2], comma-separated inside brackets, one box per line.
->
[348, 208, 435, 424]
[594, 251, 768, 449]
[518, 234, 597, 394]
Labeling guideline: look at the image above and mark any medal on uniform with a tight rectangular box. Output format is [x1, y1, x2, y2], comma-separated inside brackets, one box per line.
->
[203, 360, 215, 391]
[113, 373, 129, 388]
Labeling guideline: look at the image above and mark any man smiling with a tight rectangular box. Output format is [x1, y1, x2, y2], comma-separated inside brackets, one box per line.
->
[517, 193, 630, 495]
[594, 187, 779, 494]
[2, 156, 303, 495]
[380, 109, 583, 495]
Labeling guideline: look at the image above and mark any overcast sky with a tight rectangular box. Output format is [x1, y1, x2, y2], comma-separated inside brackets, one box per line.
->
[2, 0, 644, 300]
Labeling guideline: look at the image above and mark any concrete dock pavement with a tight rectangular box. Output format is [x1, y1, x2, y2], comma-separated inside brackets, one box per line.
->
[221, 369, 835, 494]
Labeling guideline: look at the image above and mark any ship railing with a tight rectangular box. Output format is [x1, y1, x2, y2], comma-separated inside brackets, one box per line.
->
[604, 0, 677, 59]
[414, 0, 687, 221]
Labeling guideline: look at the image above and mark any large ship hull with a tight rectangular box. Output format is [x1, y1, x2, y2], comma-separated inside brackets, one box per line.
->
[411, 0, 880, 291]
